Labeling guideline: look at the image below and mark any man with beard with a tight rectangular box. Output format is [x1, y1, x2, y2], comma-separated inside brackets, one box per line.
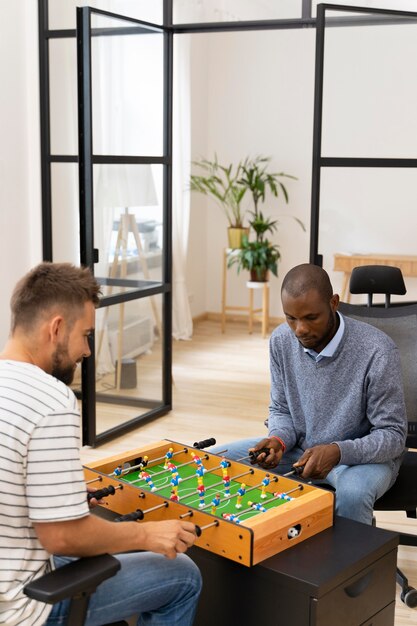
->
[215, 264, 407, 525]
[0, 263, 201, 626]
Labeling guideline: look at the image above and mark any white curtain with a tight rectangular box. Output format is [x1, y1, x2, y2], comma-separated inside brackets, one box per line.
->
[172, 35, 193, 340]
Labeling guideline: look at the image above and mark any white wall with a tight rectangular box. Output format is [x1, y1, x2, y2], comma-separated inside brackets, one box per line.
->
[0, 0, 42, 347]
[187, 3, 417, 318]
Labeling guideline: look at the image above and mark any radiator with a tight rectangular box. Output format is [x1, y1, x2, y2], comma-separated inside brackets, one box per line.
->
[108, 317, 154, 363]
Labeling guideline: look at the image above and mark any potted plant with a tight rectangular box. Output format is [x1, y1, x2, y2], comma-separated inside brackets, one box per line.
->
[190, 155, 248, 248]
[228, 155, 305, 281]
[228, 233, 281, 282]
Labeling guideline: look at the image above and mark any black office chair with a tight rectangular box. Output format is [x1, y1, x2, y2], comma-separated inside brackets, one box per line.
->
[338, 264, 417, 608]
[349, 264, 406, 307]
[24, 554, 129, 626]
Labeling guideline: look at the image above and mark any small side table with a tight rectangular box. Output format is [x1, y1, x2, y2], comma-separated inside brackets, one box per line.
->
[221, 249, 270, 337]
[246, 280, 270, 338]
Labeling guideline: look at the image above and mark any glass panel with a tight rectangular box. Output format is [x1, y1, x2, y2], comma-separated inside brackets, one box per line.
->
[91, 13, 164, 156]
[318, 168, 417, 305]
[49, 39, 78, 155]
[173, 0, 302, 23]
[93, 294, 164, 436]
[321, 9, 417, 158]
[51, 163, 80, 263]
[93, 163, 164, 285]
[48, 0, 163, 30]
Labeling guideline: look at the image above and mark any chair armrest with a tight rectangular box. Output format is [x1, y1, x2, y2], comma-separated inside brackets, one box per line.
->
[24, 554, 120, 604]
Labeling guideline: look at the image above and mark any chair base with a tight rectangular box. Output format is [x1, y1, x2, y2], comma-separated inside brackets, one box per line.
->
[397, 567, 417, 608]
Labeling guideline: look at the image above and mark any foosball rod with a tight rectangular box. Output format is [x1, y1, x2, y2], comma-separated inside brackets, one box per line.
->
[195, 520, 219, 536]
[182, 471, 275, 504]
[113, 448, 190, 477]
[130, 454, 211, 485]
[114, 501, 169, 522]
[227, 484, 305, 518]
[178, 469, 256, 503]
[113, 440, 218, 478]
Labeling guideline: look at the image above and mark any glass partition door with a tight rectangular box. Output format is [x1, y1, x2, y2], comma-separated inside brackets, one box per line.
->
[77, 7, 172, 445]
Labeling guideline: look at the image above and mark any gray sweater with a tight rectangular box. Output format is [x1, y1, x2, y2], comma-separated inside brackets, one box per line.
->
[268, 315, 407, 466]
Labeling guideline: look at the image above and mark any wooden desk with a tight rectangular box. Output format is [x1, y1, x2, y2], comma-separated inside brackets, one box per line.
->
[334, 253, 417, 302]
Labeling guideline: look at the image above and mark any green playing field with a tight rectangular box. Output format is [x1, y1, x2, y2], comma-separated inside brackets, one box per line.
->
[121, 458, 291, 522]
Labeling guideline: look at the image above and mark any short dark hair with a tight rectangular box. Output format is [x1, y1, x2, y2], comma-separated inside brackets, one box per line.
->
[281, 263, 333, 301]
[10, 262, 101, 332]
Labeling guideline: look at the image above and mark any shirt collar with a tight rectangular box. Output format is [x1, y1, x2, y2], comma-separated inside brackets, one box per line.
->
[304, 312, 345, 362]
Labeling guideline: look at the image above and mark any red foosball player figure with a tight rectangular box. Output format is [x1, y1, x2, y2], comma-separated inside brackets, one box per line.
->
[167, 462, 177, 474]
[211, 493, 221, 515]
[164, 447, 174, 469]
[248, 500, 267, 513]
[235, 483, 246, 509]
[274, 491, 293, 502]
[192, 453, 206, 473]
[170, 489, 179, 503]
[113, 465, 123, 477]
[222, 475, 231, 497]
[140, 470, 156, 492]
[222, 512, 241, 524]
[261, 473, 270, 499]
[197, 483, 206, 508]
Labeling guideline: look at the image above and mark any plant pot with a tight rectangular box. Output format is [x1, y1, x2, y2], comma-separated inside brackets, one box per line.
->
[250, 269, 269, 282]
[228, 227, 249, 249]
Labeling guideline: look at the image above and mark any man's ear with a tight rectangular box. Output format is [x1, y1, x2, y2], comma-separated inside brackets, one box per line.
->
[331, 294, 340, 311]
[49, 315, 65, 343]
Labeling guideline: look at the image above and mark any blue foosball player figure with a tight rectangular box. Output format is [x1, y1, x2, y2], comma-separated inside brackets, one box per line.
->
[211, 493, 221, 515]
[248, 501, 267, 513]
[113, 465, 123, 477]
[195, 466, 205, 486]
[261, 473, 270, 499]
[235, 483, 246, 509]
[222, 475, 231, 497]
[164, 447, 174, 469]
[220, 457, 229, 478]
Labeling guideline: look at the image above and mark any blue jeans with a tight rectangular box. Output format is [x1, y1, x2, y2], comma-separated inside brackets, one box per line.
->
[213, 438, 398, 525]
[44, 551, 202, 626]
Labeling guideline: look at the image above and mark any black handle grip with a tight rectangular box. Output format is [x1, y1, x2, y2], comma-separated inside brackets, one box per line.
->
[87, 485, 116, 502]
[194, 525, 202, 537]
[115, 509, 144, 522]
[193, 438, 216, 449]
[249, 448, 271, 462]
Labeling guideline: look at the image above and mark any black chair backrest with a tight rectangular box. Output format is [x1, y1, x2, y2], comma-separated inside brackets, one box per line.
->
[349, 265, 406, 307]
[338, 301, 417, 448]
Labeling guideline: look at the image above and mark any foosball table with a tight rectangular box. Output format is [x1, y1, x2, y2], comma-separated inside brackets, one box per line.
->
[84, 438, 335, 566]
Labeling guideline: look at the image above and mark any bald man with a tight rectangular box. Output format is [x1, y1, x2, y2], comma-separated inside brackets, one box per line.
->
[216, 264, 407, 525]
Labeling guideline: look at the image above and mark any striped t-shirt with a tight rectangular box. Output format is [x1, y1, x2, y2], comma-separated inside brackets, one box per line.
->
[0, 360, 90, 626]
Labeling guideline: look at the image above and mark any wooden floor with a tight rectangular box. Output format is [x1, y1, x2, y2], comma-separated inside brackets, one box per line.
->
[81, 319, 417, 624]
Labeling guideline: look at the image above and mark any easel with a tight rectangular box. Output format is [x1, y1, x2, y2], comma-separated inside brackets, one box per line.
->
[96, 208, 162, 390]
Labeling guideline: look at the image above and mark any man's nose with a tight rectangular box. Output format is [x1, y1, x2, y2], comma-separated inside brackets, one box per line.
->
[295, 321, 309, 337]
